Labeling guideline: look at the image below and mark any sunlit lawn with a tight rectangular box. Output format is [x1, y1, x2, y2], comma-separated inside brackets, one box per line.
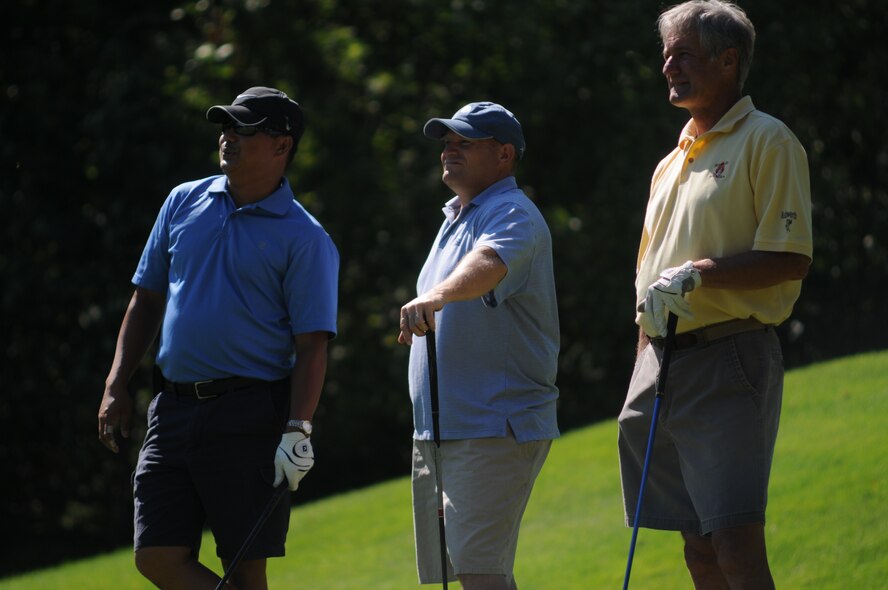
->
[5, 350, 887, 589]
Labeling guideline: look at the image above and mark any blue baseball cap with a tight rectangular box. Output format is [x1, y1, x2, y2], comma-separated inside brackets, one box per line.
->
[423, 102, 526, 160]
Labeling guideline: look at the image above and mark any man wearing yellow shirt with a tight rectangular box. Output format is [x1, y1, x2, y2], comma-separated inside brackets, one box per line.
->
[618, 1, 813, 588]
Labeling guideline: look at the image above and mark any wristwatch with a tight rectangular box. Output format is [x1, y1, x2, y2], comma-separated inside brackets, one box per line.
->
[286, 419, 313, 436]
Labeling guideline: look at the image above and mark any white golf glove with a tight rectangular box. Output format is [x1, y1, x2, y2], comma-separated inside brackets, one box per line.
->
[642, 261, 702, 337]
[274, 432, 314, 491]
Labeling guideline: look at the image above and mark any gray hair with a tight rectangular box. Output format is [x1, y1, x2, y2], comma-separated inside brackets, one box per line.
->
[658, 0, 756, 91]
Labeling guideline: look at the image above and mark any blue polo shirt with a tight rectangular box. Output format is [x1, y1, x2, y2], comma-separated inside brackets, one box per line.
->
[133, 175, 339, 382]
[409, 177, 560, 443]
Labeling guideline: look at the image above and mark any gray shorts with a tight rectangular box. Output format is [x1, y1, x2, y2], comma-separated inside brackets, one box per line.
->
[618, 327, 783, 535]
[133, 381, 290, 559]
[412, 432, 551, 584]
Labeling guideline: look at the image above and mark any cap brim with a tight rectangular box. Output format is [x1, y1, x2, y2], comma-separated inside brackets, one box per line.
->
[206, 105, 269, 126]
[423, 118, 493, 140]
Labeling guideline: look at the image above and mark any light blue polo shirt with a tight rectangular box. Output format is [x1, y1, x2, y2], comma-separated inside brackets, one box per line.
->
[409, 177, 560, 443]
[133, 175, 339, 382]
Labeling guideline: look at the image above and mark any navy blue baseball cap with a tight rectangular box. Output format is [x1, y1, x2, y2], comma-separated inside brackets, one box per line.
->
[423, 102, 526, 160]
[207, 87, 305, 141]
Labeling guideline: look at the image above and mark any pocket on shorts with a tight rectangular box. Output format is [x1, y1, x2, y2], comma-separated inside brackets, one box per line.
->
[726, 330, 782, 406]
[145, 391, 163, 426]
[629, 347, 646, 385]
[624, 346, 655, 404]
[141, 392, 169, 445]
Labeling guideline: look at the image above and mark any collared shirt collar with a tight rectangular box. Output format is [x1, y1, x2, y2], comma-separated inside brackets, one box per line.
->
[678, 95, 756, 150]
[208, 175, 293, 216]
[441, 176, 518, 223]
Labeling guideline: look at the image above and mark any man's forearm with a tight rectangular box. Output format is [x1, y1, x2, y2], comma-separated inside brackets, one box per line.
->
[105, 287, 165, 389]
[430, 246, 507, 305]
[288, 332, 329, 420]
[398, 247, 508, 344]
[694, 251, 810, 290]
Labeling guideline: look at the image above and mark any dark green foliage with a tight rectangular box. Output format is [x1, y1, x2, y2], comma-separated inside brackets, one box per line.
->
[1, 0, 885, 576]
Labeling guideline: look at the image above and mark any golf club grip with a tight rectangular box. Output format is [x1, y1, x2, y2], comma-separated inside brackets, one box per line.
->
[438, 514, 448, 590]
[425, 330, 448, 588]
[655, 313, 679, 398]
[215, 484, 288, 590]
[426, 330, 442, 448]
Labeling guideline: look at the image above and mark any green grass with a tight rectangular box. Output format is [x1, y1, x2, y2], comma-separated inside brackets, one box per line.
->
[6, 351, 887, 589]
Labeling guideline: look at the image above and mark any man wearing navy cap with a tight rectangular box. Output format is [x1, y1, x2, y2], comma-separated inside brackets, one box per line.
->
[399, 102, 560, 589]
[98, 87, 339, 589]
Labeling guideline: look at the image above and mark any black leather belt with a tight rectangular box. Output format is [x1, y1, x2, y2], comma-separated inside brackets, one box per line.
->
[165, 376, 268, 399]
[651, 318, 768, 351]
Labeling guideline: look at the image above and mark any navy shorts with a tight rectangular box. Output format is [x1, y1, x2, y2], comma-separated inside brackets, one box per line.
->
[133, 379, 290, 560]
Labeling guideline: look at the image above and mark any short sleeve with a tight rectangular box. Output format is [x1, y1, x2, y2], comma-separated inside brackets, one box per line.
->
[132, 195, 174, 293]
[286, 231, 340, 337]
[752, 136, 813, 258]
[475, 202, 536, 304]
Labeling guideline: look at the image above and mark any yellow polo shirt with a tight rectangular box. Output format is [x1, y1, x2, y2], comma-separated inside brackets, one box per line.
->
[635, 96, 813, 332]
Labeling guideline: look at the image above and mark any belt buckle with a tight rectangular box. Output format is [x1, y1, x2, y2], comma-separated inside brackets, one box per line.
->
[193, 380, 217, 399]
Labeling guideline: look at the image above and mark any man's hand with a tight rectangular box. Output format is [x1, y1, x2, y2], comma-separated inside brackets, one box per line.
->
[274, 432, 314, 491]
[397, 247, 507, 345]
[398, 294, 443, 345]
[97, 385, 133, 454]
[641, 260, 702, 337]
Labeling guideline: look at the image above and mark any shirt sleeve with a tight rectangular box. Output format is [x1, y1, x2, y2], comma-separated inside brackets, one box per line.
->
[132, 194, 174, 293]
[475, 201, 536, 305]
[286, 230, 340, 337]
[752, 135, 814, 258]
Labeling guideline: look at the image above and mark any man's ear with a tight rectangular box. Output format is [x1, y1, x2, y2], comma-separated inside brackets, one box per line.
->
[276, 136, 293, 155]
[721, 47, 738, 71]
[500, 143, 516, 163]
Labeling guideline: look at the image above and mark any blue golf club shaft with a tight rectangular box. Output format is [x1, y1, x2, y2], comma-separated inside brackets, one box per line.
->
[622, 312, 678, 589]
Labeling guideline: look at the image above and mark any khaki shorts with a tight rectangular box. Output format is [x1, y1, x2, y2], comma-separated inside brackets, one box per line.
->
[618, 327, 783, 535]
[412, 432, 551, 584]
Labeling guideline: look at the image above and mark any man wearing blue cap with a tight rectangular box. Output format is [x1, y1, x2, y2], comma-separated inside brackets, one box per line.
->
[399, 102, 560, 589]
[97, 87, 339, 589]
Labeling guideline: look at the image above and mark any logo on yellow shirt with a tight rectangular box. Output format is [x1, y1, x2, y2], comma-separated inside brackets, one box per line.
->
[713, 161, 728, 178]
[781, 210, 798, 232]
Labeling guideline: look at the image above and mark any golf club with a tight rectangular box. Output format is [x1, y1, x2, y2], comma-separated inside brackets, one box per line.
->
[215, 483, 289, 590]
[622, 311, 678, 590]
[426, 329, 449, 590]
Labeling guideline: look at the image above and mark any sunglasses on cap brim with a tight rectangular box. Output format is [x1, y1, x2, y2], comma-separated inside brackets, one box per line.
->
[221, 122, 285, 137]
